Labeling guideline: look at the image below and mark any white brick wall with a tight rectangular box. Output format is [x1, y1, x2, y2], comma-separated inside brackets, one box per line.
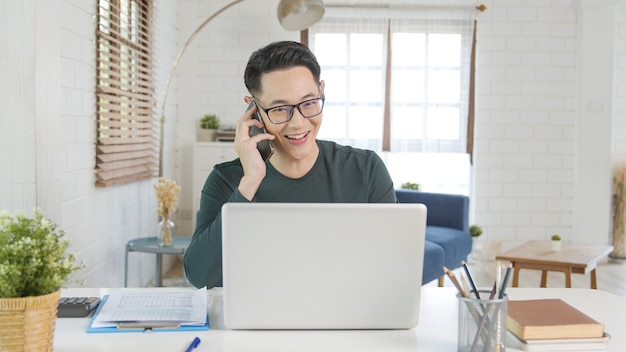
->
[475, 0, 625, 247]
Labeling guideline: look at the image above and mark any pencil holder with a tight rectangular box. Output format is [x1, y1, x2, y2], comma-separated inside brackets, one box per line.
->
[457, 290, 508, 352]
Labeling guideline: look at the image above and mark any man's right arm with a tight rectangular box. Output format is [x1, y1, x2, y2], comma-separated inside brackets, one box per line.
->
[183, 166, 248, 289]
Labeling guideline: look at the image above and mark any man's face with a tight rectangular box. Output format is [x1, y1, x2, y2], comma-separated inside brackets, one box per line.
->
[255, 66, 324, 163]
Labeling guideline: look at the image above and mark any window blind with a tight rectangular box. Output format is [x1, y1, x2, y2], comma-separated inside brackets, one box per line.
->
[95, 0, 156, 187]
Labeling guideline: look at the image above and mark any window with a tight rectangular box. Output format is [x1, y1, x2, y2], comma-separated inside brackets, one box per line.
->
[95, 0, 156, 187]
[310, 9, 475, 194]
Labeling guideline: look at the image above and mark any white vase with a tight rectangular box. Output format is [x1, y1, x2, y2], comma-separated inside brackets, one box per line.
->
[198, 128, 217, 142]
[550, 240, 561, 252]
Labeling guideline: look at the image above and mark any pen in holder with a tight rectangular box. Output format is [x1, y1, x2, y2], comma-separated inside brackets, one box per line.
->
[457, 290, 508, 352]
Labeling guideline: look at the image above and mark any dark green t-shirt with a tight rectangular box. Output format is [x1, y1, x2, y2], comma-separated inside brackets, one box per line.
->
[184, 140, 397, 288]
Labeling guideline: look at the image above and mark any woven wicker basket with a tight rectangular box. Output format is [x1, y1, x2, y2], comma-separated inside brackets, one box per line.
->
[0, 290, 60, 352]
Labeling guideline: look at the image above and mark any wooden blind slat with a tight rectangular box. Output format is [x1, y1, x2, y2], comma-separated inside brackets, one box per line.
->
[97, 142, 155, 154]
[96, 0, 156, 187]
[96, 5, 153, 50]
[96, 30, 152, 58]
[97, 89, 154, 110]
[96, 86, 154, 104]
[97, 129, 154, 139]
[98, 103, 154, 117]
[96, 41, 153, 72]
[97, 136, 154, 145]
[96, 165, 154, 180]
[97, 76, 154, 96]
[98, 3, 152, 38]
[98, 104, 154, 118]
[96, 157, 156, 171]
[103, 0, 152, 19]
[97, 95, 154, 108]
[97, 61, 153, 85]
[96, 40, 152, 67]
[98, 113, 154, 125]
[96, 171, 154, 187]
[96, 57, 153, 82]
[97, 150, 155, 163]
[100, 1, 152, 23]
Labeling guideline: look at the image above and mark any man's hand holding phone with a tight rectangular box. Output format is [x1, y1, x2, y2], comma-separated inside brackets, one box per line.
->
[234, 101, 275, 200]
[247, 102, 275, 162]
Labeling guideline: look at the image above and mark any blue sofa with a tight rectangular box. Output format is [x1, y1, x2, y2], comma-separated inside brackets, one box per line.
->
[395, 189, 473, 285]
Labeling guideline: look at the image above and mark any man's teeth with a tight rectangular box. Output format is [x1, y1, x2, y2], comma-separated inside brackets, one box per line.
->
[286, 132, 307, 140]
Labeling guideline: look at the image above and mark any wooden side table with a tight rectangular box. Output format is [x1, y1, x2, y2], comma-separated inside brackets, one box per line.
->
[124, 236, 191, 287]
[495, 240, 613, 289]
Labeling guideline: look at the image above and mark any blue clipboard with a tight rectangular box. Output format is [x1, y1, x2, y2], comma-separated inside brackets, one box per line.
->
[86, 295, 210, 333]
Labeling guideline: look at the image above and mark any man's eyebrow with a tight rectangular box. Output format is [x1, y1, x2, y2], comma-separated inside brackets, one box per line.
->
[268, 93, 317, 107]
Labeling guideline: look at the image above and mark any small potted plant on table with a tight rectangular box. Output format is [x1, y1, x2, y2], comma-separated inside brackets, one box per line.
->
[198, 114, 220, 142]
[468, 224, 483, 261]
[401, 182, 420, 191]
[550, 234, 561, 251]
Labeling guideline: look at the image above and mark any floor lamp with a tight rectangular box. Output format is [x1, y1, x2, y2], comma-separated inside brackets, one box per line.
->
[158, 0, 325, 176]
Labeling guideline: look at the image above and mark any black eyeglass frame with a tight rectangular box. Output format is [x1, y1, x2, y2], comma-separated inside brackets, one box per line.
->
[252, 94, 326, 125]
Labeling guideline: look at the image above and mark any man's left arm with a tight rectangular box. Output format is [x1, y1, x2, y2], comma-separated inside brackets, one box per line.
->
[367, 153, 397, 203]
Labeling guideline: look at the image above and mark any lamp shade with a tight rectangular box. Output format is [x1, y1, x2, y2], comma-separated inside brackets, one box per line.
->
[277, 0, 325, 31]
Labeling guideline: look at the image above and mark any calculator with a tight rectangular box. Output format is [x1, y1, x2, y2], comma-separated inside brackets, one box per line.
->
[57, 297, 101, 318]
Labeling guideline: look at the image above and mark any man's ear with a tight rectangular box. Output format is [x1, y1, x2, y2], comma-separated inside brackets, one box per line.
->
[244, 96, 253, 104]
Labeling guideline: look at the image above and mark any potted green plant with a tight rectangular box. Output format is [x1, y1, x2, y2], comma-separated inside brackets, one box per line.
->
[198, 114, 220, 142]
[468, 224, 484, 262]
[550, 234, 561, 251]
[0, 209, 82, 349]
[401, 182, 420, 191]
[469, 224, 483, 238]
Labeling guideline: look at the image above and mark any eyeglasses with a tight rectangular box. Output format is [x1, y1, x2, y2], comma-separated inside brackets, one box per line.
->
[253, 95, 325, 124]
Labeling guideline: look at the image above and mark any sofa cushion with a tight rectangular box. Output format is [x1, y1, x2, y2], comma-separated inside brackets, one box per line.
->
[426, 226, 473, 270]
[422, 240, 446, 284]
[396, 189, 469, 232]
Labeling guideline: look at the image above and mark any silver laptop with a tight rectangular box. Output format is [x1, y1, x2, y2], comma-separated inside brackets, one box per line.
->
[221, 203, 427, 330]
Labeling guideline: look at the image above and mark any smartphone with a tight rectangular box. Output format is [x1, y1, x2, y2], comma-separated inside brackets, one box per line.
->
[247, 101, 274, 161]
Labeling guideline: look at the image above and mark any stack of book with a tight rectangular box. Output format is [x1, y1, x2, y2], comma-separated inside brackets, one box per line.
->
[216, 127, 236, 142]
[506, 299, 609, 351]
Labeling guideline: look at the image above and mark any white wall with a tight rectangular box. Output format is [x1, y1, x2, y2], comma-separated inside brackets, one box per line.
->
[0, 0, 179, 288]
[616, 8, 626, 163]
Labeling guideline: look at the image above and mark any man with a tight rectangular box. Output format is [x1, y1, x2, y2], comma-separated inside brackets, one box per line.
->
[184, 41, 396, 289]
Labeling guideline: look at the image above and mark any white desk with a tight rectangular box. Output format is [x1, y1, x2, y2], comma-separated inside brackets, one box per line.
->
[54, 287, 626, 352]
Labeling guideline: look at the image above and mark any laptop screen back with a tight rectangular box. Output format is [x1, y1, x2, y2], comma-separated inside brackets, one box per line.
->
[221, 203, 427, 330]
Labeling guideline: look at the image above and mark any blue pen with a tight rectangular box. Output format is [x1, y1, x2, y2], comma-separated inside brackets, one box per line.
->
[185, 337, 201, 352]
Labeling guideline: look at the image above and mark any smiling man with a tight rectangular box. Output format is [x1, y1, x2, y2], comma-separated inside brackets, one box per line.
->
[184, 41, 397, 289]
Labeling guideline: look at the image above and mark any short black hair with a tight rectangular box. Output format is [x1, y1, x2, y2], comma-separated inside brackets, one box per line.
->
[244, 41, 321, 97]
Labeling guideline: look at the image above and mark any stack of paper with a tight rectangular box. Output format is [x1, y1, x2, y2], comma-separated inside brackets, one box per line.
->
[506, 331, 610, 351]
[88, 287, 209, 332]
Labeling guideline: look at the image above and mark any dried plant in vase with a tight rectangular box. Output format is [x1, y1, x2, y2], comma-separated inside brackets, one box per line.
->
[153, 177, 181, 246]
[612, 162, 626, 258]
